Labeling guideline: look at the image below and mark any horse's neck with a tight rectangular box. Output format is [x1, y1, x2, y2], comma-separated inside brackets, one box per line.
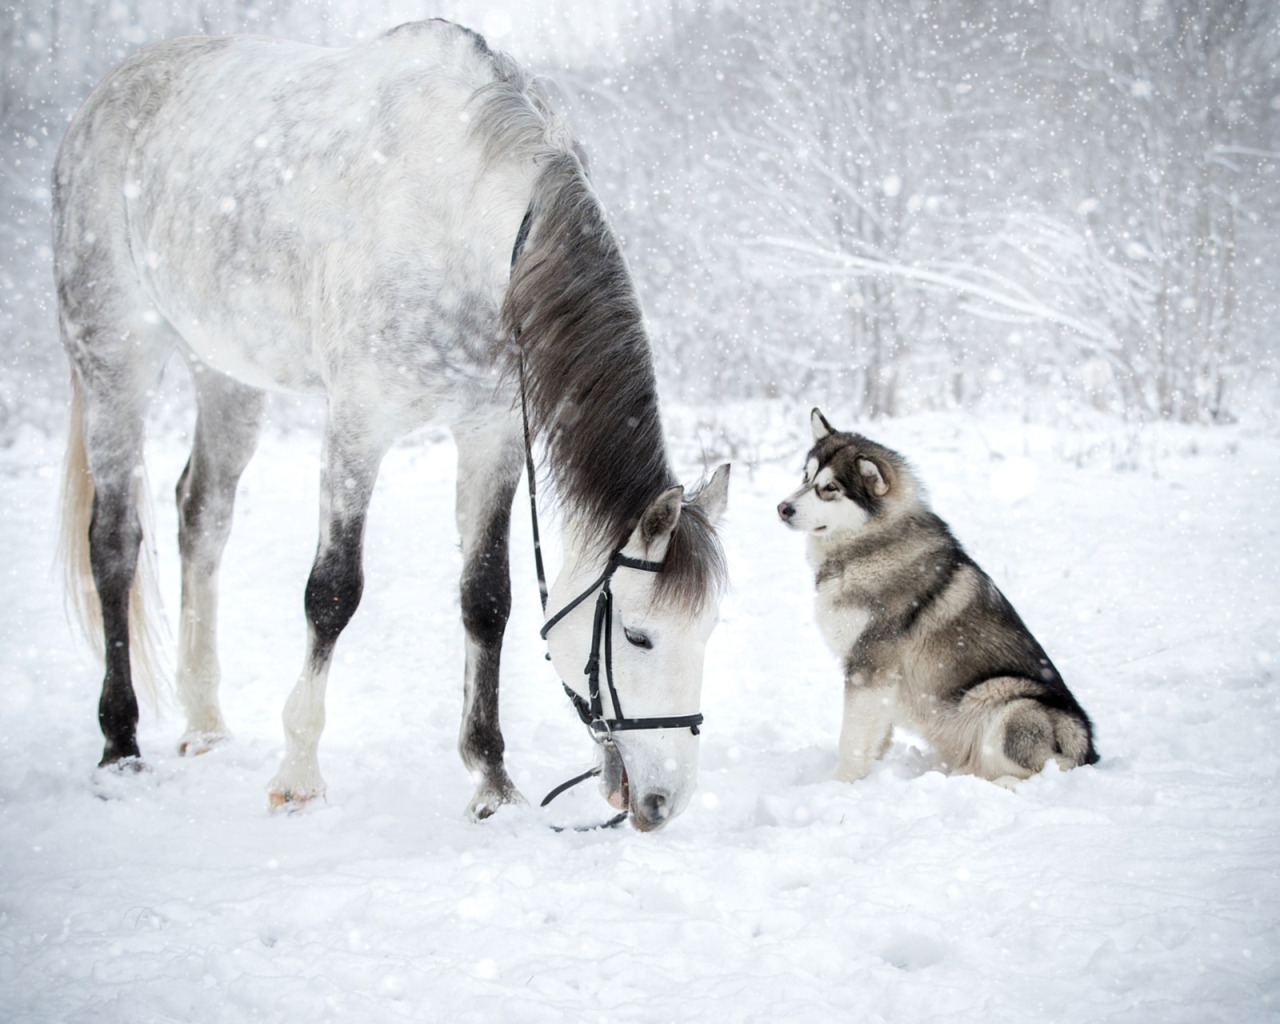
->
[558, 520, 614, 581]
[547, 409, 673, 558]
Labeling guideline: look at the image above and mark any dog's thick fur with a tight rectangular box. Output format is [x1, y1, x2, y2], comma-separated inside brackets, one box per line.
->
[778, 409, 1097, 785]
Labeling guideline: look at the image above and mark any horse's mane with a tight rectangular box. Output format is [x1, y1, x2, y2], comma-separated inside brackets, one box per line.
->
[474, 75, 725, 612]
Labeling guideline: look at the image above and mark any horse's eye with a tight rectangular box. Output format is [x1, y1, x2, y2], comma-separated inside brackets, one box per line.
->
[623, 627, 653, 650]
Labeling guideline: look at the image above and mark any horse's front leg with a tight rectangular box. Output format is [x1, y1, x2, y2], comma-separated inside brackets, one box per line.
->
[267, 424, 386, 811]
[453, 417, 524, 819]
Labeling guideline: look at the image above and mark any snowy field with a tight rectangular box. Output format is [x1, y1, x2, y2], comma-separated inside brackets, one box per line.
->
[2, 403, 1278, 1023]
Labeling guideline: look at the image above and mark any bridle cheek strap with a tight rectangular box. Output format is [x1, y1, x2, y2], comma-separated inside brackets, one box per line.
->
[542, 552, 704, 740]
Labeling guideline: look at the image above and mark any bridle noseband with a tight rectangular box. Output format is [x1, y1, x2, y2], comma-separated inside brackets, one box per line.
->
[538, 551, 704, 742]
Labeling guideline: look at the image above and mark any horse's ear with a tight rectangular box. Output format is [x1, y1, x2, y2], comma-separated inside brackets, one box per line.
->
[625, 484, 684, 561]
[811, 408, 835, 441]
[692, 463, 730, 527]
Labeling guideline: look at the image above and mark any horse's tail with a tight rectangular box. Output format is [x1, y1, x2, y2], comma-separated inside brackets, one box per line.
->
[58, 377, 167, 709]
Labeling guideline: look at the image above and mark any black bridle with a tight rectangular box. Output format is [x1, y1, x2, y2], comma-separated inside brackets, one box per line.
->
[537, 551, 705, 740]
[517, 353, 703, 826]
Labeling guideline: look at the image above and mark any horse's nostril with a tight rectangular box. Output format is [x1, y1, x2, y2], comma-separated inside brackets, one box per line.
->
[778, 501, 795, 521]
[636, 791, 670, 828]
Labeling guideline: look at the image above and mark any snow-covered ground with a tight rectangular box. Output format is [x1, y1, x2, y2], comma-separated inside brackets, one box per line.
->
[2, 404, 1278, 1023]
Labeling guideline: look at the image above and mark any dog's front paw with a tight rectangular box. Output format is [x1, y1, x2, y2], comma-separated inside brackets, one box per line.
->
[834, 757, 874, 783]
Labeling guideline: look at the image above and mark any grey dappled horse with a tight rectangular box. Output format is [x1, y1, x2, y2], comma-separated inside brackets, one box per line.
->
[54, 20, 729, 831]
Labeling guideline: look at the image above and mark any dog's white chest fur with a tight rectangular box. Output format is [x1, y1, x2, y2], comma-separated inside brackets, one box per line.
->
[809, 542, 872, 657]
[814, 590, 871, 658]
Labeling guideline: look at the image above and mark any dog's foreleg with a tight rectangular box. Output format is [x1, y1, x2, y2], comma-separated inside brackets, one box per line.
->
[834, 677, 895, 782]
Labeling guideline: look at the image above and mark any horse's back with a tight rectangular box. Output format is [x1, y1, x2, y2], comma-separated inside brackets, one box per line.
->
[55, 21, 558, 403]
[56, 21, 513, 196]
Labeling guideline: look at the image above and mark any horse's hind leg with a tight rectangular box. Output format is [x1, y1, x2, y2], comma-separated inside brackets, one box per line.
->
[70, 342, 169, 768]
[453, 415, 524, 819]
[84, 414, 147, 766]
[174, 366, 266, 755]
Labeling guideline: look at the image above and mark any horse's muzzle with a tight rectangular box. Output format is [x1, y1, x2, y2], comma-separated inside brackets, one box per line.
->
[629, 790, 673, 832]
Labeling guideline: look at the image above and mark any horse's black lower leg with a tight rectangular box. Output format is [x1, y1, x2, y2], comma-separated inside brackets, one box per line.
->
[459, 480, 519, 814]
[89, 484, 144, 766]
[304, 517, 367, 666]
[453, 419, 523, 819]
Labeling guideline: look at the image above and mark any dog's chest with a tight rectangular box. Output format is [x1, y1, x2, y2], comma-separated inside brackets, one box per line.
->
[813, 577, 872, 658]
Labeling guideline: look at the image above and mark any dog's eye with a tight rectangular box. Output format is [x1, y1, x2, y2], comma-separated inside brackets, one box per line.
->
[623, 627, 653, 650]
[821, 482, 841, 496]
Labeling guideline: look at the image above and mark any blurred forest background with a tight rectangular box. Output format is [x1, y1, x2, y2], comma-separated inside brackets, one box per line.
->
[2, 0, 1278, 442]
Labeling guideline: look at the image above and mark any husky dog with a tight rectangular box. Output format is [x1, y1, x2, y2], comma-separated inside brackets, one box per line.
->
[777, 409, 1097, 786]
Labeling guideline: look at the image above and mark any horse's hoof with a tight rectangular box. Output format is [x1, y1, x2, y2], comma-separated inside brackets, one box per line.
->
[98, 753, 149, 774]
[267, 789, 323, 814]
[177, 731, 230, 757]
[467, 785, 526, 821]
[92, 756, 151, 800]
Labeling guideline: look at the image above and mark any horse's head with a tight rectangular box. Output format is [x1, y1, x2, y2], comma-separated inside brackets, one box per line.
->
[546, 464, 729, 831]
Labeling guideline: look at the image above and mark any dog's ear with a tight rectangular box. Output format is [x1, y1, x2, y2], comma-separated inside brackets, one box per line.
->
[811, 408, 835, 441]
[857, 457, 891, 497]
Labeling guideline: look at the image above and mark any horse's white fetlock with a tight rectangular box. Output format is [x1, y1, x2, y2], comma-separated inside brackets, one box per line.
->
[177, 730, 230, 757]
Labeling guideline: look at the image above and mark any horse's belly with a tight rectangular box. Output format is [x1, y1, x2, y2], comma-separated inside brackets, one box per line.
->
[176, 313, 323, 394]
[145, 244, 323, 392]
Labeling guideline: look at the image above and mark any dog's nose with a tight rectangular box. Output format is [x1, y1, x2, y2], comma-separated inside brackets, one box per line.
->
[778, 501, 795, 522]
